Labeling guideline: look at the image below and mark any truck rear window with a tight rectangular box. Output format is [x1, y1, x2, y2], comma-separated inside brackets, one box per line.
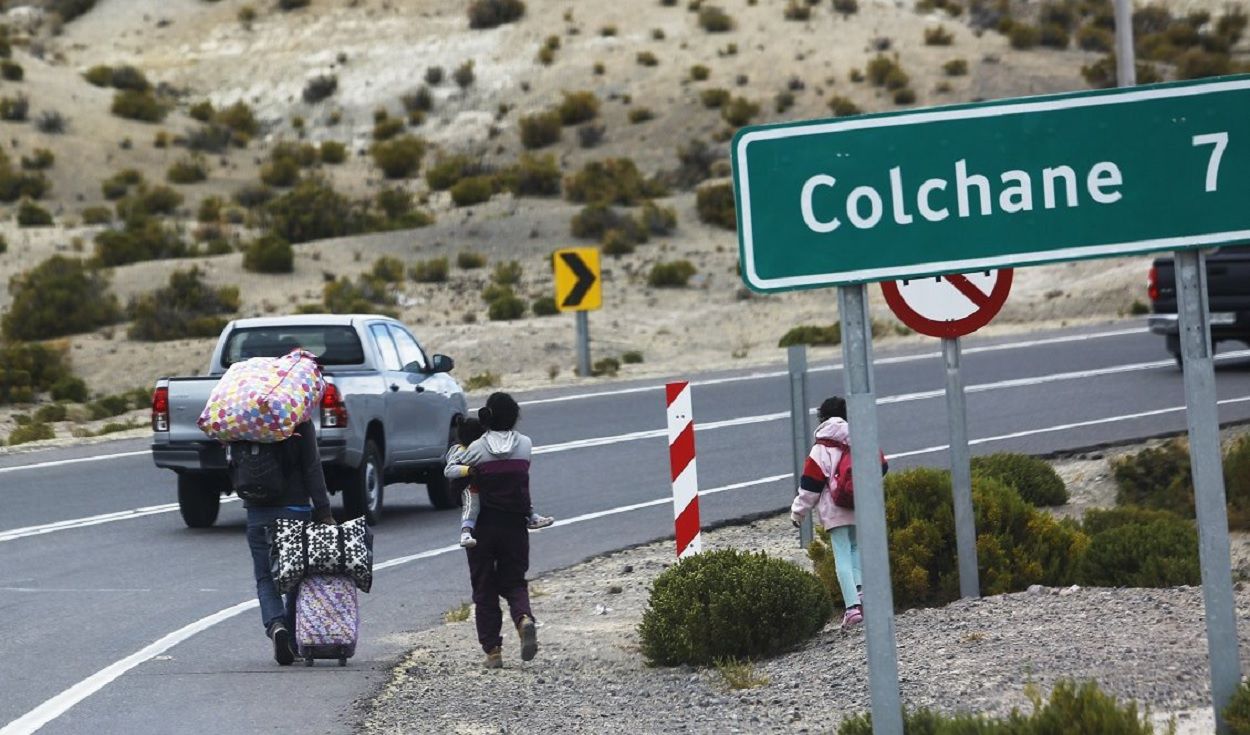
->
[222, 326, 365, 368]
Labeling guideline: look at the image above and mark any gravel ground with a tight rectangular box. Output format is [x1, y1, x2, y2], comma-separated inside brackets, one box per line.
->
[358, 509, 1250, 735]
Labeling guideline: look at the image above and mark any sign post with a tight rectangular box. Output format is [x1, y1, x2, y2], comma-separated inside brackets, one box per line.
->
[787, 345, 814, 548]
[553, 247, 602, 377]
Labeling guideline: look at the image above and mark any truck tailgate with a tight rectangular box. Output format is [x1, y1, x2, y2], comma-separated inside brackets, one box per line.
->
[166, 377, 220, 443]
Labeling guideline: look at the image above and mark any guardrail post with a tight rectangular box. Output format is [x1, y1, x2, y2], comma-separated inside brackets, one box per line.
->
[787, 345, 814, 549]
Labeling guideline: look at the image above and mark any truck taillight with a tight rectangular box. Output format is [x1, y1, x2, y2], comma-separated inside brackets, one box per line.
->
[151, 387, 169, 432]
[1147, 266, 1159, 302]
[321, 384, 348, 429]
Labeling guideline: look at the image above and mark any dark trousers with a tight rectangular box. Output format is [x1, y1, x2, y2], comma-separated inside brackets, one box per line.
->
[466, 522, 533, 653]
[245, 506, 312, 632]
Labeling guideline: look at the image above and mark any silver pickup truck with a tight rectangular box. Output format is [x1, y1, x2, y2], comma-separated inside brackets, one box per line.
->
[151, 314, 468, 528]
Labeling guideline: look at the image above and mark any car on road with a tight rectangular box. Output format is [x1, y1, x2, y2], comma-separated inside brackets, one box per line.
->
[1147, 246, 1250, 365]
[151, 314, 468, 528]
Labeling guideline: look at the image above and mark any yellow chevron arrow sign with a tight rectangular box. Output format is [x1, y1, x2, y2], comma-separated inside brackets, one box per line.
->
[553, 247, 602, 312]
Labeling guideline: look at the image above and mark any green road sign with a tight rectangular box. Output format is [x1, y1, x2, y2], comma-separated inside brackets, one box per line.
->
[733, 76, 1250, 292]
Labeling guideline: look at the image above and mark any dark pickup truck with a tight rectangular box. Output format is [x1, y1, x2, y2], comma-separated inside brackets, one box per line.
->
[1148, 246, 1250, 364]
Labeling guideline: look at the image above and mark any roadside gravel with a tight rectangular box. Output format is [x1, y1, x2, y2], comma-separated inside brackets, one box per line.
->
[359, 509, 1250, 735]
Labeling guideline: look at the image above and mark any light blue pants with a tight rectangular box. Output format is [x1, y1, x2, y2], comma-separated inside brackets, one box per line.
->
[828, 525, 862, 607]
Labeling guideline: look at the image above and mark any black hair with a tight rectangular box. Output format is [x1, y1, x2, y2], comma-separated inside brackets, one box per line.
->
[478, 392, 520, 431]
[817, 396, 847, 422]
[455, 415, 485, 446]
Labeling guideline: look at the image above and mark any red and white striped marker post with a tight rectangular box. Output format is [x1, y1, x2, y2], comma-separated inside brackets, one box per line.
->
[666, 381, 702, 558]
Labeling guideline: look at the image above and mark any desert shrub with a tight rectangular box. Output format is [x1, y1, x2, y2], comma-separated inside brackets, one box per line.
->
[8, 421, 54, 445]
[492, 260, 523, 286]
[0, 94, 29, 121]
[592, 357, 620, 376]
[924, 25, 954, 44]
[696, 182, 736, 230]
[1176, 49, 1232, 79]
[127, 267, 239, 341]
[364, 256, 403, 284]
[167, 156, 208, 184]
[454, 60, 476, 88]
[519, 110, 561, 149]
[866, 54, 904, 87]
[488, 291, 526, 321]
[109, 65, 150, 92]
[93, 217, 188, 267]
[370, 135, 426, 179]
[647, 260, 696, 287]
[1039, 22, 1070, 47]
[828, 95, 861, 116]
[690, 64, 710, 81]
[3, 256, 121, 341]
[117, 185, 183, 217]
[832, 0, 859, 14]
[84, 64, 113, 87]
[264, 177, 363, 243]
[502, 153, 561, 196]
[35, 403, 69, 424]
[242, 234, 294, 273]
[372, 116, 405, 141]
[17, 200, 52, 227]
[1076, 507, 1199, 587]
[669, 138, 719, 189]
[35, 111, 67, 134]
[278, 0, 309, 9]
[302, 74, 338, 103]
[1080, 56, 1162, 88]
[837, 680, 1163, 735]
[457, 251, 487, 269]
[1009, 23, 1041, 48]
[778, 323, 840, 347]
[319, 141, 347, 164]
[425, 66, 445, 86]
[639, 549, 830, 666]
[784, 1, 811, 20]
[410, 257, 449, 283]
[774, 90, 795, 114]
[1, 60, 23, 81]
[1225, 680, 1250, 735]
[99, 168, 140, 199]
[0, 341, 76, 405]
[531, 296, 558, 316]
[450, 175, 496, 207]
[1112, 439, 1193, 515]
[425, 154, 475, 191]
[402, 86, 434, 114]
[636, 51, 659, 67]
[81, 206, 112, 224]
[700, 87, 731, 108]
[943, 58, 969, 76]
[1076, 25, 1114, 51]
[628, 107, 655, 124]
[183, 124, 232, 154]
[558, 91, 599, 126]
[570, 203, 646, 242]
[260, 155, 301, 188]
[233, 183, 274, 209]
[874, 468, 1086, 611]
[601, 228, 637, 256]
[639, 200, 677, 235]
[565, 158, 664, 205]
[216, 101, 259, 138]
[111, 90, 166, 122]
[468, 0, 525, 28]
[621, 350, 644, 364]
[698, 5, 735, 32]
[189, 100, 214, 122]
[1226, 436, 1250, 528]
[970, 453, 1068, 506]
[323, 275, 397, 316]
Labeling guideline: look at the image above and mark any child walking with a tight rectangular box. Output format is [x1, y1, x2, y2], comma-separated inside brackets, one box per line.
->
[446, 415, 553, 549]
[790, 396, 866, 629]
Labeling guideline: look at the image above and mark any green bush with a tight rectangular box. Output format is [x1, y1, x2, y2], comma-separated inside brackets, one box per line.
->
[0, 341, 76, 405]
[457, 251, 487, 269]
[1077, 25, 1115, 51]
[51, 376, 89, 404]
[410, 257, 449, 283]
[453, 60, 476, 89]
[1009, 23, 1042, 48]
[639, 549, 830, 666]
[371, 135, 426, 179]
[84, 65, 113, 87]
[571, 203, 645, 242]
[639, 200, 677, 236]
[242, 234, 294, 274]
[101, 169, 143, 200]
[832, 0, 859, 15]
[8, 421, 54, 446]
[720, 97, 759, 126]
[17, 200, 52, 227]
[690, 64, 710, 81]
[565, 158, 664, 205]
[1076, 507, 1199, 587]
[260, 156, 300, 188]
[127, 267, 240, 341]
[263, 177, 362, 244]
[189, 100, 214, 122]
[696, 182, 736, 229]
[492, 260, 523, 285]
[35, 403, 69, 424]
[784, 1, 812, 21]
[450, 175, 495, 207]
[558, 91, 600, 125]
[302, 75, 338, 103]
[372, 117, 405, 141]
[636, 51, 659, 67]
[602, 228, 638, 256]
[403, 86, 434, 113]
[93, 217, 188, 267]
[0, 94, 28, 121]
[468, 0, 526, 28]
[167, 157, 208, 184]
[622, 350, 644, 364]
[3, 256, 121, 341]
[319, 141, 347, 164]
[1, 60, 22, 82]
[1225, 679, 1250, 735]
[592, 357, 620, 376]
[943, 58, 969, 76]
[111, 90, 167, 122]
[924, 26, 954, 45]
[700, 88, 731, 108]
[838, 680, 1162, 734]
[323, 275, 397, 316]
[531, 296, 558, 316]
[488, 291, 526, 321]
[647, 260, 696, 287]
[1226, 436, 1250, 528]
[425, 154, 476, 191]
[1040, 22, 1070, 48]
[21, 148, 55, 171]
[628, 107, 655, 124]
[827, 95, 861, 116]
[970, 452, 1068, 506]
[369, 256, 405, 283]
[519, 110, 562, 149]
[1112, 439, 1193, 516]
[503, 153, 561, 196]
[697, 5, 735, 32]
[778, 323, 840, 347]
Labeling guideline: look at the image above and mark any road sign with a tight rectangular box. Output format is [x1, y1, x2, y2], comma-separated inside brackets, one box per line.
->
[881, 269, 1013, 339]
[553, 247, 602, 312]
[732, 76, 1250, 291]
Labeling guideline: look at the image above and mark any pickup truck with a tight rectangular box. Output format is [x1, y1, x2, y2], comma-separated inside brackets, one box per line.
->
[151, 314, 468, 528]
[1147, 246, 1250, 365]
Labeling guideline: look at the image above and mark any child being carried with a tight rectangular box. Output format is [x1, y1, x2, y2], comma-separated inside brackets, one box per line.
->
[445, 416, 554, 548]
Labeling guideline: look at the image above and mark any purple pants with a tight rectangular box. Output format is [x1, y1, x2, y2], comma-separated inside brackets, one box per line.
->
[466, 522, 533, 653]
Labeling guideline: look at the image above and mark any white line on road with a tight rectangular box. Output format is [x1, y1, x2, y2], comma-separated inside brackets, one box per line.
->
[0, 498, 241, 544]
[0, 450, 150, 476]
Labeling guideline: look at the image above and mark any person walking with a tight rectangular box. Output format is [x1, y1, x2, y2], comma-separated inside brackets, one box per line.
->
[457, 392, 540, 668]
[239, 419, 335, 665]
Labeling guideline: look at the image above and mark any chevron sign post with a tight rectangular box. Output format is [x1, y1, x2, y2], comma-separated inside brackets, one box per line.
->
[666, 381, 702, 558]
[552, 247, 602, 378]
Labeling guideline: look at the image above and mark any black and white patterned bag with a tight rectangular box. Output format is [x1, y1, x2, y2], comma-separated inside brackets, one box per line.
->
[270, 517, 373, 594]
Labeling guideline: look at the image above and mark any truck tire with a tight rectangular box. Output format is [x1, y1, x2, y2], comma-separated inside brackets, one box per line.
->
[426, 424, 462, 510]
[344, 440, 384, 526]
[178, 474, 222, 528]
[1166, 334, 1182, 369]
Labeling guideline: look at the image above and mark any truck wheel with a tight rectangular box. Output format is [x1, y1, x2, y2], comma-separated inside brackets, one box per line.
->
[344, 441, 384, 525]
[177, 474, 221, 528]
[1166, 335, 1182, 369]
[426, 424, 461, 510]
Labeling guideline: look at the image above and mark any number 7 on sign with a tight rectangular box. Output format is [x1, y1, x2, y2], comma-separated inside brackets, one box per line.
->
[1193, 132, 1228, 193]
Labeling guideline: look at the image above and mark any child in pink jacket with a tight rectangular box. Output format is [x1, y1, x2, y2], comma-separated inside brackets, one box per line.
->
[790, 396, 865, 629]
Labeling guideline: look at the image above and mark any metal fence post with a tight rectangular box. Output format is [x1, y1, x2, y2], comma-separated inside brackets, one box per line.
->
[788, 345, 814, 549]
[942, 337, 980, 599]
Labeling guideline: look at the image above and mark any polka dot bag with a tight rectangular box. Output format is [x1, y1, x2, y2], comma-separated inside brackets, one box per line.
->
[198, 349, 326, 443]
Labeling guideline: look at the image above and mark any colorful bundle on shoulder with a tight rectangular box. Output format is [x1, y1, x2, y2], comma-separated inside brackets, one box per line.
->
[198, 349, 325, 443]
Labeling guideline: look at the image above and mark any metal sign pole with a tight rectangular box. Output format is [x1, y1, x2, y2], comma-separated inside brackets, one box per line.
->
[1113, 0, 1137, 86]
[1175, 249, 1241, 734]
[837, 284, 903, 735]
[942, 337, 980, 599]
[787, 345, 814, 548]
[575, 311, 591, 377]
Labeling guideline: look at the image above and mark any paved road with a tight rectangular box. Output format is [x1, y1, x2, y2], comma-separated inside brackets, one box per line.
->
[3, 320, 1249, 734]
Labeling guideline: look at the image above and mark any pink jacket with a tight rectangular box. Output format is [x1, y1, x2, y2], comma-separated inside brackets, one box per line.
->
[790, 417, 856, 530]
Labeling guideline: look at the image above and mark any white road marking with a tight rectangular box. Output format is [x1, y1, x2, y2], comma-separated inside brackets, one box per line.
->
[0, 498, 241, 543]
[0, 450, 150, 475]
[0, 588, 154, 593]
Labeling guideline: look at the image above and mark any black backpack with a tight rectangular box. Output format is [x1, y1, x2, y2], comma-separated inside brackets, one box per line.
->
[228, 441, 289, 502]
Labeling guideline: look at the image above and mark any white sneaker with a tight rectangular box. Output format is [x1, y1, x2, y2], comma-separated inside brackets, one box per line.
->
[459, 531, 477, 548]
[527, 514, 554, 530]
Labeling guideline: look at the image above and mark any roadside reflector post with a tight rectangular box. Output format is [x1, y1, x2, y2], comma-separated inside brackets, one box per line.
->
[942, 337, 980, 599]
[1175, 248, 1241, 734]
[666, 381, 702, 558]
[787, 345, 814, 549]
[575, 311, 591, 378]
[838, 284, 903, 735]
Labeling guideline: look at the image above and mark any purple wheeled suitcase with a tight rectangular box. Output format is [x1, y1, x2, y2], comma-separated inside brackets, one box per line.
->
[295, 574, 359, 666]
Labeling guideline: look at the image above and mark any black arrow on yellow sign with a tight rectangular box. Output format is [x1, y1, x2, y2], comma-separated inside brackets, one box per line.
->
[559, 251, 597, 308]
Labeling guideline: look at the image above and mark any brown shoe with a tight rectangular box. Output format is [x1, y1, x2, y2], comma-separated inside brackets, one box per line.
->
[484, 647, 503, 669]
[517, 615, 538, 662]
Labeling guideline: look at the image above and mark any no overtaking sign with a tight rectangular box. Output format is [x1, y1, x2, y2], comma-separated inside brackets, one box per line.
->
[732, 76, 1250, 290]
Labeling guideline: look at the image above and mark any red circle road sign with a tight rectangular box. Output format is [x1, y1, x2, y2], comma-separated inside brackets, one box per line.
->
[880, 270, 1014, 339]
